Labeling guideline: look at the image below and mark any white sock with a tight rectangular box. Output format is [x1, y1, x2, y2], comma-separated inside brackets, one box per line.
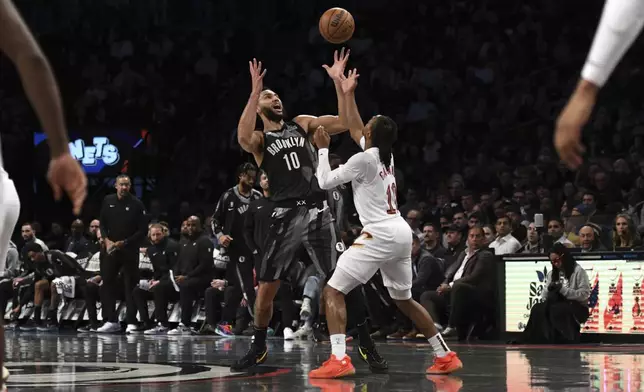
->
[303, 297, 311, 309]
[330, 334, 347, 359]
[304, 320, 313, 329]
[428, 333, 450, 358]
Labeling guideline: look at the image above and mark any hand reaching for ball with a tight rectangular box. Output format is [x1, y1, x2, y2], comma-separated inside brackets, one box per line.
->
[323, 48, 350, 82]
[248, 58, 266, 96]
[341, 68, 360, 95]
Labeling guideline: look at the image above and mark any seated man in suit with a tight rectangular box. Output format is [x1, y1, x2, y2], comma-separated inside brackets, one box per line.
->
[420, 226, 496, 341]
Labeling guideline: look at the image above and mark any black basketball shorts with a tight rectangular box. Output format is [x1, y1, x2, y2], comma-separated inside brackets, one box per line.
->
[258, 201, 344, 282]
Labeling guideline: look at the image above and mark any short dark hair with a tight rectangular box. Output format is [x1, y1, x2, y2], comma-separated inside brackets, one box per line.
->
[236, 162, 257, 180]
[116, 174, 130, 182]
[23, 242, 44, 254]
[496, 215, 511, 225]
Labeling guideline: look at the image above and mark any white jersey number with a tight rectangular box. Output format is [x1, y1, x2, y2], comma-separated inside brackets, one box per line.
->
[386, 183, 398, 214]
[283, 152, 301, 171]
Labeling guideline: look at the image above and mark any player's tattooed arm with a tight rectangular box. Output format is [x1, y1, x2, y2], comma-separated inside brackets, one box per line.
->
[0, 0, 69, 156]
[296, 49, 351, 135]
[238, 59, 265, 155]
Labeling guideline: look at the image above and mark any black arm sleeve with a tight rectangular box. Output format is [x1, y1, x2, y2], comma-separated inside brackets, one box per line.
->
[211, 191, 228, 239]
[125, 199, 148, 246]
[243, 205, 259, 256]
[99, 197, 109, 240]
[186, 238, 214, 278]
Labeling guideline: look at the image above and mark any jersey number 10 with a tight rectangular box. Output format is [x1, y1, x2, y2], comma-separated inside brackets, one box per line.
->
[283, 152, 301, 171]
[386, 183, 398, 214]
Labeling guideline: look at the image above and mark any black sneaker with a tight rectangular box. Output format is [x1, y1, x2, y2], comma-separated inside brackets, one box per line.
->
[358, 344, 389, 373]
[312, 322, 329, 343]
[19, 320, 39, 332]
[230, 343, 268, 372]
[37, 321, 59, 332]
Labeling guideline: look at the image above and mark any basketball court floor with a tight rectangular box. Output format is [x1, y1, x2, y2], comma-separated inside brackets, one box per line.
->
[4, 332, 643, 391]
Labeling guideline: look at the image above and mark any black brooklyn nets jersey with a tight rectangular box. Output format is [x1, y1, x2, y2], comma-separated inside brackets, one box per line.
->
[261, 121, 317, 202]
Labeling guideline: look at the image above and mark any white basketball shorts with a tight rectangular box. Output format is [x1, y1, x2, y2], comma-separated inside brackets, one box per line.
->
[328, 216, 413, 299]
[0, 173, 21, 276]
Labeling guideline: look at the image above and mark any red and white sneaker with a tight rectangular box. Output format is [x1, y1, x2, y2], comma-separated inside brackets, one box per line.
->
[426, 352, 463, 375]
[309, 355, 356, 379]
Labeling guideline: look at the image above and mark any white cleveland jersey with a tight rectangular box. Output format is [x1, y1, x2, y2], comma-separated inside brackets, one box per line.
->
[316, 137, 401, 227]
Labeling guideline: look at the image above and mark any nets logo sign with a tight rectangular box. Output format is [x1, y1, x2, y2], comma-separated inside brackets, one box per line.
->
[68, 137, 120, 167]
[34, 130, 148, 175]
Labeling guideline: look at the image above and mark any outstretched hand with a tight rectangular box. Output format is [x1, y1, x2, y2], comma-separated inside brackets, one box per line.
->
[341, 68, 360, 95]
[249, 58, 267, 95]
[323, 48, 350, 82]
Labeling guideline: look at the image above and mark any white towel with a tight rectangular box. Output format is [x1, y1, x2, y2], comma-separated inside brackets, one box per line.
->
[168, 270, 180, 292]
[52, 276, 76, 298]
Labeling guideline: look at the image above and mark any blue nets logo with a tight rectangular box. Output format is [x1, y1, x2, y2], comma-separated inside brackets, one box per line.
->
[69, 137, 120, 166]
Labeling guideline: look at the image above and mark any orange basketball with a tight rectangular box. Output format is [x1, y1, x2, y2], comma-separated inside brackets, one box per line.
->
[319, 8, 355, 44]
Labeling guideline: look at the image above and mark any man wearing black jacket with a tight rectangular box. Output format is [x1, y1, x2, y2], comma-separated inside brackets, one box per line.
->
[130, 223, 180, 332]
[144, 216, 212, 335]
[65, 219, 92, 257]
[97, 174, 147, 334]
[210, 163, 262, 336]
[19, 243, 89, 331]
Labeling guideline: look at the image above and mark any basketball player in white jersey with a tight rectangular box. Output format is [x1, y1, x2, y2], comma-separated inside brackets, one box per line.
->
[556, 0, 644, 169]
[0, 0, 88, 389]
[308, 69, 462, 379]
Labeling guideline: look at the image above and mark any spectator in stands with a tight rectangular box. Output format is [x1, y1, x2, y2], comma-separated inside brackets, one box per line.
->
[579, 225, 606, 252]
[444, 224, 466, 267]
[97, 174, 147, 334]
[461, 190, 475, 215]
[482, 225, 496, 246]
[452, 210, 467, 231]
[65, 219, 92, 256]
[20, 223, 48, 259]
[130, 223, 180, 333]
[420, 226, 496, 341]
[422, 223, 446, 259]
[520, 223, 542, 254]
[145, 216, 212, 335]
[490, 216, 522, 255]
[521, 243, 590, 344]
[405, 209, 422, 237]
[612, 214, 642, 250]
[548, 218, 574, 248]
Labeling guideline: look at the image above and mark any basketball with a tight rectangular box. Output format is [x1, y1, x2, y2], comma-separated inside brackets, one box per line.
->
[319, 8, 355, 44]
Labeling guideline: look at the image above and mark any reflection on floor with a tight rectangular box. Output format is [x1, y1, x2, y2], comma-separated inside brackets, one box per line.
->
[3, 332, 644, 391]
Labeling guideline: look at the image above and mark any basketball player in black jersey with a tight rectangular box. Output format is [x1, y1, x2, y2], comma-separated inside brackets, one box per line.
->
[210, 163, 262, 336]
[1, 1, 88, 389]
[232, 50, 386, 372]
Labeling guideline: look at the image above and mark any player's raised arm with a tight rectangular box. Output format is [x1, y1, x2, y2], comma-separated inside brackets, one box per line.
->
[295, 49, 350, 135]
[314, 127, 363, 189]
[0, 0, 86, 215]
[341, 69, 364, 146]
[238, 59, 266, 154]
[555, 0, 644, 169]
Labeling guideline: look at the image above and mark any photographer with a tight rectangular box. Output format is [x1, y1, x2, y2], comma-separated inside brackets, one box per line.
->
[96, 174, 147, 334]
[521, 243, 590, 344]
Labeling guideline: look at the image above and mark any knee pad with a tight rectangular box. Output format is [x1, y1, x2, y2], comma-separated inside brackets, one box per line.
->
[387, 287, 412, 301]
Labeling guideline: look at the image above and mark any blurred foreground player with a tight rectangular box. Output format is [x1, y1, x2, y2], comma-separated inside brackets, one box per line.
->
[309, 70, 461, 379]
[556, 0, 644, 169]
[232, 50, 385, 372]
[0, 0, 88, 388]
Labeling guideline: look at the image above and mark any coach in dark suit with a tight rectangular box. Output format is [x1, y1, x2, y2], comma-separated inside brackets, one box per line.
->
[420, 226, 496, 341]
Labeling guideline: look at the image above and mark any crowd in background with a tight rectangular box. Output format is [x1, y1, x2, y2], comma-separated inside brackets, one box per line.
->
[2, 0, 644, 342]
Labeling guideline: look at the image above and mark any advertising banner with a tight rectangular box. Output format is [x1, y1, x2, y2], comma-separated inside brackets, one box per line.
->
[504, 255, 644, 334]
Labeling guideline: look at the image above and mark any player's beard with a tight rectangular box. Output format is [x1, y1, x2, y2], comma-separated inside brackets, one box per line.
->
[261, 106, 285, 123]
